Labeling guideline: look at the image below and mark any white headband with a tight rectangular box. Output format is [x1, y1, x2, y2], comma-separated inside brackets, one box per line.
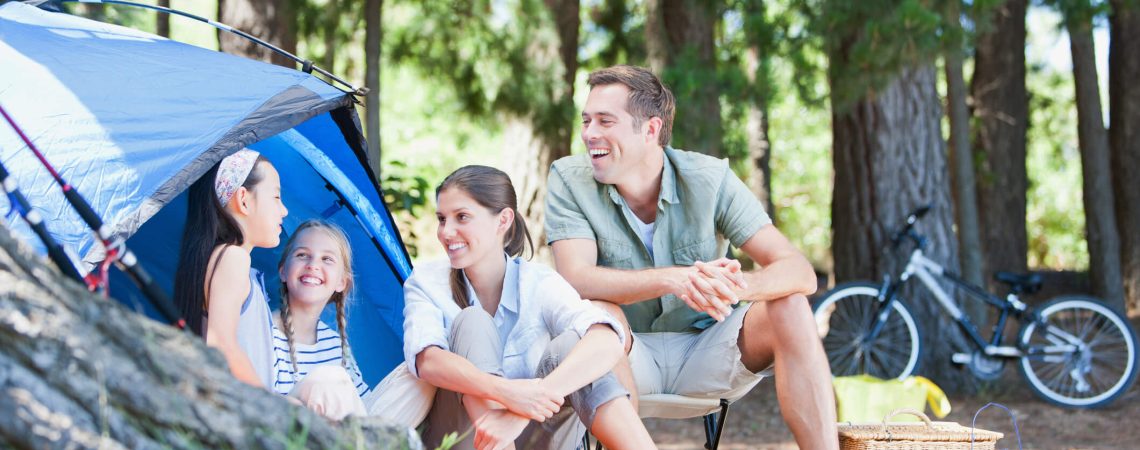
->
[214, 149, 260, 206]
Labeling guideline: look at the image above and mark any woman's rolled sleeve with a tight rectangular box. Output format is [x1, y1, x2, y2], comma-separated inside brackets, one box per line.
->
[402, 277, 449, 379]
[540, 274, 626, 345]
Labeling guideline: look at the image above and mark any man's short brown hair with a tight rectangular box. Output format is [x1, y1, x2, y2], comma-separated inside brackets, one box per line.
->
[587, 65, 675, 146]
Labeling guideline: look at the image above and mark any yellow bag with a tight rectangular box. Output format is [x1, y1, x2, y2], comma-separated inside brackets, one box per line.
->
[833, 375, 951, 423]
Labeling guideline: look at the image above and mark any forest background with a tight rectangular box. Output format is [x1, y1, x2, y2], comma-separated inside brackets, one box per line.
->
[67, 0, 1140, 395]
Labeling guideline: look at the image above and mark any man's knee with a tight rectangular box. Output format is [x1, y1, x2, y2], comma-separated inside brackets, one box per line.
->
[766, 294, 814, 327]
[589, 300, 633, 354]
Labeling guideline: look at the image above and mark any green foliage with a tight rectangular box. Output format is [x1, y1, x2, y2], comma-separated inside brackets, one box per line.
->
[809, 0, 944, 109]
[382, 161, 433, 259]
[1025, 66, 1089, 270]
[582, 0, 647, 68]
[432, 427, 472, 450]
[385, 0, 575, 145]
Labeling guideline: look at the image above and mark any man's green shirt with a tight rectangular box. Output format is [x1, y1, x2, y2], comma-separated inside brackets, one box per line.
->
[545, 147, 771, 333]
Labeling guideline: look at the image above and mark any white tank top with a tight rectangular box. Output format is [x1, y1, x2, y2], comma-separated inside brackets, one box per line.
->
[236, 268, 277, 388]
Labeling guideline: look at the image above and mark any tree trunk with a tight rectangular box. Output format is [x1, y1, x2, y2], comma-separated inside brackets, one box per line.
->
[322, 0, 339, 77]
[644, 0, 723, 157]
[745, 47, 773, 219]
[365, 0, 383, 178]
[1109, 0, 1140, 313]
[510, 0, 579, 261]
[830, 65, 972, 393]
[944, 1, 986, 329]
[217, 0, 297, 68]
[0, 224, 416, 449]
[970, 0, 1029, 282]
[77, 3, 105, 21]
[1068, 18, 1126, 310]
[156, 0, 170, 38]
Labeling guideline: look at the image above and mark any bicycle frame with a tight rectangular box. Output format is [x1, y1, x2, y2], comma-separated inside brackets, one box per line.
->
[870, 248, 1033, 357]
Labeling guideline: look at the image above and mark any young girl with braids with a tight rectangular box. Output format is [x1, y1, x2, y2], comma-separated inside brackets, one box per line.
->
[270, 220, 367, 418]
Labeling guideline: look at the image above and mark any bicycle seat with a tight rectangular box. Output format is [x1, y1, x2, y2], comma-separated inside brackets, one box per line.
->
[993, 271, 1042, 295]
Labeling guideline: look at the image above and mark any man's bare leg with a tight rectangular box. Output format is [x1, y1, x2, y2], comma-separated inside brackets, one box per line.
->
[590, 300, 639, 412]
[739, 295, 837, 450]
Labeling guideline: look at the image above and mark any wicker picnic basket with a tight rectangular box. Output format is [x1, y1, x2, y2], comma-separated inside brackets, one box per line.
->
[838, 409, 1004, 450]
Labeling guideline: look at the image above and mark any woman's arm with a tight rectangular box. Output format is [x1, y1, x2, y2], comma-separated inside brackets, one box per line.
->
[537, 324, 622, 398]
[204, 249, 263, 388]
[403, 268, 560, 421]
[416, 347, 561, 422]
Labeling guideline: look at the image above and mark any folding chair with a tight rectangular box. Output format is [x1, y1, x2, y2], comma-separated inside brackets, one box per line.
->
[583, 393, 737, 450]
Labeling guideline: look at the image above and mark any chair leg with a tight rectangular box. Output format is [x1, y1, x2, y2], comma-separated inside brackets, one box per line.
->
[584, 431, 603, 450]
[702, 399, 731, 450]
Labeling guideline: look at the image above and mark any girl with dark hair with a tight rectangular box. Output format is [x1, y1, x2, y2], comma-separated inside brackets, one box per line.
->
[173, 149, 287, 388]
[401, 165, 655, 450]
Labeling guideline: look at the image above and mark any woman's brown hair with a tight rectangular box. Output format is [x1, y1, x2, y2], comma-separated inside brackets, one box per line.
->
[436, 165, 533, 309]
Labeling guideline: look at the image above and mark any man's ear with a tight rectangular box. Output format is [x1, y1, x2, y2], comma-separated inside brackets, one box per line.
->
[644, 116, 664, 143]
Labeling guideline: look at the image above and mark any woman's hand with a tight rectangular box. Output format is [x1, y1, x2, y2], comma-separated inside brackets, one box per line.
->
[492, 378, 563, 422]
[473, 409, 531, 450]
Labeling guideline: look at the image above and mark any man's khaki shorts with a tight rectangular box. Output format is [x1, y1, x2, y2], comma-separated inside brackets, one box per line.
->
[629, 302, 771, 402]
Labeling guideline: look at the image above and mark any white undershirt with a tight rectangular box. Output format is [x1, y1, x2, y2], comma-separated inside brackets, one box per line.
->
[631, 213, 656, 260]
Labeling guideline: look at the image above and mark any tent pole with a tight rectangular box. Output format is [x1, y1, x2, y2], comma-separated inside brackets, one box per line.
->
[58, 0, 362, 94]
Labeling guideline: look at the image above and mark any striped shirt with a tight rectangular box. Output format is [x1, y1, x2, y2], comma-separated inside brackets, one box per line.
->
[271, 320, 367, 397]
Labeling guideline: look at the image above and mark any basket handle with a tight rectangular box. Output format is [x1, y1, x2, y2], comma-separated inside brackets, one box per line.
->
[880, 408, 934, 433]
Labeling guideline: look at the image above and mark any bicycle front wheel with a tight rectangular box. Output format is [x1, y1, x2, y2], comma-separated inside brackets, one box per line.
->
[1019, 296, 1139, 408]
[813, 282, 922, 380]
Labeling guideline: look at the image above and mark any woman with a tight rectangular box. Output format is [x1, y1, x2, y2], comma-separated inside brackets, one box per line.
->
[402, 165, 655, 450]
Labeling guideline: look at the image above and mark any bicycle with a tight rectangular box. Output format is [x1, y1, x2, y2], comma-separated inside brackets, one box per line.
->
[813, 205, 1139, 408]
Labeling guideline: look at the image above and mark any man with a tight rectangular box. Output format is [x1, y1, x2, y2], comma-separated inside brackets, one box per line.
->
[544, 65, 837, 449]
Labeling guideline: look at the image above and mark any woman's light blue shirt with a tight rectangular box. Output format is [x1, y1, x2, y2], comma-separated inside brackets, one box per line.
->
[402, 256, 625, 379]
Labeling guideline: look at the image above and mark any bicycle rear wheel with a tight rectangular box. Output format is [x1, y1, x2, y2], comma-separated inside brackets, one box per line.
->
[1019, 296, 1139, 408]
[813, 282, 922, 380]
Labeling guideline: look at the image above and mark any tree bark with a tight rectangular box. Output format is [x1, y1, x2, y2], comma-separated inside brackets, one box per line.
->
[830, 64, 972, 393]
[322, 0, 339, 76]
[970, 0, 1029, 281]
[644, 0, 723, 157]
[1109, 0, 1140, 313]
[0, 224, 416, 449]
[156, 0, 170, 38]
[745, 47, 773, 218]
[944, 1, 987, 328]
[365, 0, 383, 178]
[944, 1, 983, 289]
[217, 0, 297, 68]
[1068, 18, 1126, 310]
[510, 0, 579, 261]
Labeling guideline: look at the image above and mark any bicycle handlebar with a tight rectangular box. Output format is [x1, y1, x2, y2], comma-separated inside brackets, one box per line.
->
[891, 204, 934, 248]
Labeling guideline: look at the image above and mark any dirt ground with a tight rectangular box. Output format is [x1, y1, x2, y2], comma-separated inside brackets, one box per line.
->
[642, 317, 1140, 450]
[644, 375, 1140, 449]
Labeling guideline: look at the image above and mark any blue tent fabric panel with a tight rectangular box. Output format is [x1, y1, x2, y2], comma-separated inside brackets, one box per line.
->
[288, 117, 412, 280]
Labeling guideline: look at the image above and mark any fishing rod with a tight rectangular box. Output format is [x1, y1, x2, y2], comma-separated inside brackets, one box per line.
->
[0, 159, 86, 282]
[56, 0, 366, 96]
[0, 104, 185, 329]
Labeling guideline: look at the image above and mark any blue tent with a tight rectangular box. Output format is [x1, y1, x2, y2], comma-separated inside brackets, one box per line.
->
[0, 1, 410, 386]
